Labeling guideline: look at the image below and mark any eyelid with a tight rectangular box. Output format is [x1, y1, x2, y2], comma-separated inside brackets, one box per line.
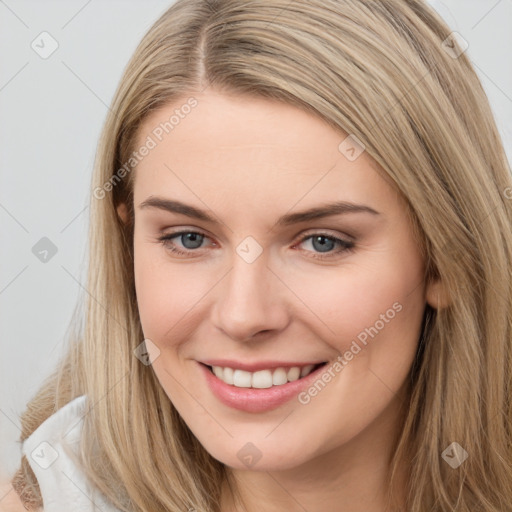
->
[294, 227, 355, 242]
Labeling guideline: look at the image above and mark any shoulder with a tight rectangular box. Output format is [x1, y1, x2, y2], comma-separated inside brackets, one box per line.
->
[0, 482, 42, 512]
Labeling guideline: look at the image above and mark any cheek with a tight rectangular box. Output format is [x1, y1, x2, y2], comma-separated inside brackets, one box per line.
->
[133, 241, 216, 343]
[283, 250, 426, 354]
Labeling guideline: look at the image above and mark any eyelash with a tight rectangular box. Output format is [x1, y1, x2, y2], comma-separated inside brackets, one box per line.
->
[157, 230, 356, 261]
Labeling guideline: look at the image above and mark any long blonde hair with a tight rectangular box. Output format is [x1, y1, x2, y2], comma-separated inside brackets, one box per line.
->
[12, 1, 512, 510]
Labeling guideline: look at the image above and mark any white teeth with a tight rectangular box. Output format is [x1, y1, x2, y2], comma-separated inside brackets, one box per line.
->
[233, 369, 252, 387]
[223, 367, 234, 385]
[287, 367, 301, 382]
[252, 369, 273, 389]
[300, 364, 315, 377]
[210, 364, 320, 388]
[272, 368, 288, 386]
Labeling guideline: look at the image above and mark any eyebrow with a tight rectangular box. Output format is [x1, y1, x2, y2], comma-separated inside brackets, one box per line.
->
[138, 196, 380, 226]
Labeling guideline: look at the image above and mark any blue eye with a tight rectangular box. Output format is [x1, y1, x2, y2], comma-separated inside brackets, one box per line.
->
[158, 231, 208, 255]
[175, 232, 204, 249]
[157, 230, 355, 260]
[295, 233, 355, 260]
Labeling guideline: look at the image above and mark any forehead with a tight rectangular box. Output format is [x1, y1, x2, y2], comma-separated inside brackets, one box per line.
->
[131, 91, 399, 214]
[135, 91, 342, 161]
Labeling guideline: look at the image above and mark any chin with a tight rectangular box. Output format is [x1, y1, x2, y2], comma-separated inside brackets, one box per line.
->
[199, 437, 314, 472]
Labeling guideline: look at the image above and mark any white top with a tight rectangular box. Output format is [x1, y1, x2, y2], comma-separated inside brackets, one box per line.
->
[21, 395, 122, 512]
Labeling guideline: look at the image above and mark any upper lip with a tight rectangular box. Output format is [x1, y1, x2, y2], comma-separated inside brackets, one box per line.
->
[199, 359, 327, 372]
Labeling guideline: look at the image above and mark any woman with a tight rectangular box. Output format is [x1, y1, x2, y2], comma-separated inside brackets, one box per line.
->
[4, 0, 512, 510]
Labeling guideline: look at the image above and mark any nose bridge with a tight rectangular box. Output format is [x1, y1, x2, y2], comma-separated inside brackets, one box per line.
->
[211, 247, 288, 340]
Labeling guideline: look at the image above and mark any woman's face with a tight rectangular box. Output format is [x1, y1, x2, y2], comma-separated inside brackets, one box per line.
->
[126, 90, 439, 471]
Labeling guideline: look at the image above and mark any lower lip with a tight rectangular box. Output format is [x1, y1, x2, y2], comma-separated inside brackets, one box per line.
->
[198, 362, 328, 413]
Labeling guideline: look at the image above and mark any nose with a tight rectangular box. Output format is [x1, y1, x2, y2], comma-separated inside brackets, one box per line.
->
[210, 250, 290, 342]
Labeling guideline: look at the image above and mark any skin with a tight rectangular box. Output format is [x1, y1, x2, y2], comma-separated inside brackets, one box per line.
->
[0, 483, 29, 512]
[118, 90, 446, 512]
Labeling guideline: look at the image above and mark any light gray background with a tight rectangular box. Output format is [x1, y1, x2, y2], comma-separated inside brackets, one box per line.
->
[1, 0, 511, 480]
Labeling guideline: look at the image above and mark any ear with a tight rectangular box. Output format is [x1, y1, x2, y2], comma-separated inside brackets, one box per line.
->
[116, 202, 129, 225]
[425, 277, 451, 309]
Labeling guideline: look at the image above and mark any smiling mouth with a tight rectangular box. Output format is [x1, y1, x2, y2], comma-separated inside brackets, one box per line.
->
[203, 362, 328, 389]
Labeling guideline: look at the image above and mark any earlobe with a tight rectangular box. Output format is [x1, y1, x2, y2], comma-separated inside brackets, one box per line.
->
[116, 202, 129, 224]
[425, 278, 451, 309]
